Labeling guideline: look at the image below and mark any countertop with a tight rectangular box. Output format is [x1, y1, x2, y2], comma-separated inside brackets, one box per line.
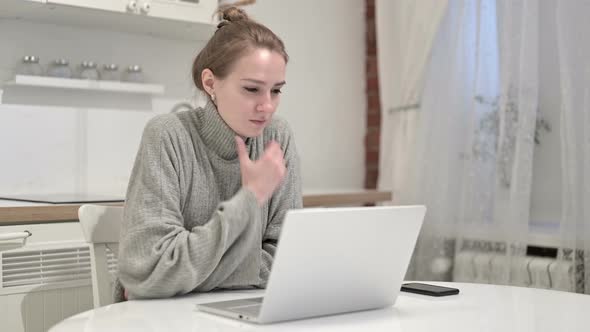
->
[0, 190, 392, 225]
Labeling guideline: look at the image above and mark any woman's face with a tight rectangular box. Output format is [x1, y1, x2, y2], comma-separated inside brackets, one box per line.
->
[211, 48, 286, 138]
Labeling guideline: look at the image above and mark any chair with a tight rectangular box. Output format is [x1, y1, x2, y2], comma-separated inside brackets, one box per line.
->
[78, 204, 123, 308]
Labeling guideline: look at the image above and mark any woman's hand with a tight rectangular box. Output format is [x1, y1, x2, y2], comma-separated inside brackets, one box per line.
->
[235, 136, 286, 206]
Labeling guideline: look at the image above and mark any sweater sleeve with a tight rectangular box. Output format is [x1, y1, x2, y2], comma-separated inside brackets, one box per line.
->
[118, 117, 261, 299]
[258, 121, 303, 286]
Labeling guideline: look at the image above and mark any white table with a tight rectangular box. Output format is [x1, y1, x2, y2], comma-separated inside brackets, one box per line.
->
[50, 282, 590, 332]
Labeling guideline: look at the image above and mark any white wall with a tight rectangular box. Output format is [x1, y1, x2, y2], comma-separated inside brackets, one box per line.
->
[0, 0, 365, 197]
[247, 0, 366, 191]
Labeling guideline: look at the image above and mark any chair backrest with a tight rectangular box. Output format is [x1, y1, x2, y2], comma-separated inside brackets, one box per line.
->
[78, 204, 123, 308]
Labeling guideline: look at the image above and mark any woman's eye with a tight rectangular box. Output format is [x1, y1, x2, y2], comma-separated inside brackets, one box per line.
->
[244, 87, 258, 93]
[272, 89, 282, 95]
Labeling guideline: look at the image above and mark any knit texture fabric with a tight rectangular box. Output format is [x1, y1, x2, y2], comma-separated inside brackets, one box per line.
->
[117, 100, 302, 299]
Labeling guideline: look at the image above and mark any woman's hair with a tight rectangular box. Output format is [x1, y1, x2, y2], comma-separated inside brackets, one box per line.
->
[192, 6, 289, 92]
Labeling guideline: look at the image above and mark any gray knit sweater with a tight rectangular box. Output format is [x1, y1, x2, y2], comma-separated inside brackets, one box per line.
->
[117, 100, 302, 299]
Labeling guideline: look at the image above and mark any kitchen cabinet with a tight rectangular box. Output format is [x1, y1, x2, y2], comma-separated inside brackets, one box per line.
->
[45, 0, 217, 23]
[146, 0, 217, 24]
[1, 0, 218, 41]
[45, 0, 132, 13]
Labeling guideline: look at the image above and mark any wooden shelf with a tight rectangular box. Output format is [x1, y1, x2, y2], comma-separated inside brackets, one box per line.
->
[5, 75, 165, 95]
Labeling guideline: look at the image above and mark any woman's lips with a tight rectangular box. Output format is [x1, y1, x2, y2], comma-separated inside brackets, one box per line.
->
[250, 119, 267, 126]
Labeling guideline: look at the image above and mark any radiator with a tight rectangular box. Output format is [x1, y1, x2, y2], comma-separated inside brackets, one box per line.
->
[1, 223, 94, 332]
[453, 250, 575, 291]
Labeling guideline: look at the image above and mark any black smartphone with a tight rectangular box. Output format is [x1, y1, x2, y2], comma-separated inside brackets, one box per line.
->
[400, 283, 460, 297]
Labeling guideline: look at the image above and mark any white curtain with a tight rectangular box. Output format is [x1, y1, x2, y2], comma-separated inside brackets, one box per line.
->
[382, 0, 541, 285]
[380, 0, 590, 293]
[375, 0, 448, 203]
[556, 1, 590, 294]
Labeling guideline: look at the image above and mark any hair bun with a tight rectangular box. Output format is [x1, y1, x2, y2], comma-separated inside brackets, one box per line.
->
[222, 7, 248, 22]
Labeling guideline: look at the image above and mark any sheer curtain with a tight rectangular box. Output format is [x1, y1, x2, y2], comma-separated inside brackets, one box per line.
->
[379, 0, 590, 293]
[383, 0, 541, 284]
[556, 1, 590, 294]
[375, 0, 448, 202]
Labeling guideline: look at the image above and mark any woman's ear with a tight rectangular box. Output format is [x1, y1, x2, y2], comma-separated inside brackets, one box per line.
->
[201, 68, 215, 97]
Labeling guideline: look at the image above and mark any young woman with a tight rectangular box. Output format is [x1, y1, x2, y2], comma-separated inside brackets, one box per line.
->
[117, 6, 302, 299]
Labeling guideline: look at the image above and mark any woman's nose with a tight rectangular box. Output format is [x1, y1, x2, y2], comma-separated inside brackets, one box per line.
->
[256, 93, 274, 113]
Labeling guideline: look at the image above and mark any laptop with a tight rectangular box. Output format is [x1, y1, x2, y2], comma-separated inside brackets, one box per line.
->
[196, 205, 426, 324]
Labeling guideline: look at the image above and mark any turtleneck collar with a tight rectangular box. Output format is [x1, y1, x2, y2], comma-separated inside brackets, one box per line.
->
[195, 100, 251, 160]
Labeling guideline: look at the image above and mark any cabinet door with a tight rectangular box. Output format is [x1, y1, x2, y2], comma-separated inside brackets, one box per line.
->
[143, 0, 218, 24]
[46, 0, 132, 13]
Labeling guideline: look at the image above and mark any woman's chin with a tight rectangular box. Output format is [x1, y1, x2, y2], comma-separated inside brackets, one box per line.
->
[249, 130, 264, 138]
[244, 127, 265, 138]
[236, 130, 263, 139]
